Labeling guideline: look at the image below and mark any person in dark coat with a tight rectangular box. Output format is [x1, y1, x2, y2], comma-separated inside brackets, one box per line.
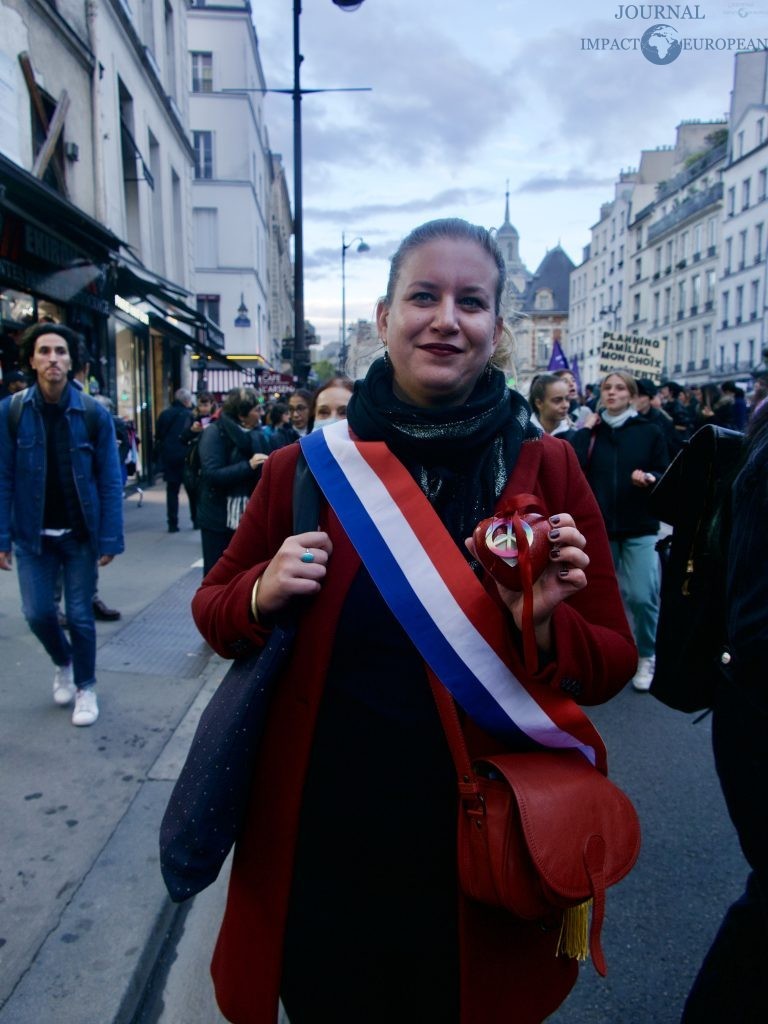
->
[192, 219, 637, 1024]
[196, 387, 271, 576]
[154, 388, 194, 532]
[570, 371, 668, 692]
[634, 378, 678, 460]
[682, 402, 768, 1021]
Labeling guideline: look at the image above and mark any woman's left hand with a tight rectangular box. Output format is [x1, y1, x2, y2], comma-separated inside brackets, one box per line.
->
[465, 513, 589, 653]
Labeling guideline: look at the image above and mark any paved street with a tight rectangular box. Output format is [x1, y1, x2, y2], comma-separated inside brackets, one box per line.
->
[0, 485, 227, 1024]
[0, 490, 749, 1023]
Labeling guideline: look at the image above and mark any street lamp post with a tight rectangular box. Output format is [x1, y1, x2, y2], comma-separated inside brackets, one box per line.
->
[339, 231, 370, 374]
[291, 0, 370, 384]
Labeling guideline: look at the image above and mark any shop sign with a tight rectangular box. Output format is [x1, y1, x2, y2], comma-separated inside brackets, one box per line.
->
[114, 293, 150, 325]
[259, 371, 295, 394]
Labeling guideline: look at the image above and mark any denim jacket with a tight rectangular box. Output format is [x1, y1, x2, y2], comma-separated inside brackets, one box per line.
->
[0, 384, 125, 556]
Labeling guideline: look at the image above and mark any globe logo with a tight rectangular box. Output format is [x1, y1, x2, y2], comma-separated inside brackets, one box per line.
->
[641, 23, 682, 65]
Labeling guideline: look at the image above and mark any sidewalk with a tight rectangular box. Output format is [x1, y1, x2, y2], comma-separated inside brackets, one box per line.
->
[0, 485, 228, 1024]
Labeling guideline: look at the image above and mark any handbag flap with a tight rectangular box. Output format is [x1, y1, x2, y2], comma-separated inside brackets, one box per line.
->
[478, 751, 640, 899]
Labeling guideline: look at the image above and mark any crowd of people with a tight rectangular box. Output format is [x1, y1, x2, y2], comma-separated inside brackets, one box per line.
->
[153, 378, 355, 575]
[526, 361, 767, 692]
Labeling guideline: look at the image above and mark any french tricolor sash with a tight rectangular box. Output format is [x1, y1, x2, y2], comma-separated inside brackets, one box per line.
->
[300, 421, 606, 770]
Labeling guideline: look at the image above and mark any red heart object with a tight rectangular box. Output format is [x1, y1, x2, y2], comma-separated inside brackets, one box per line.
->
[473, 504, 550, 591]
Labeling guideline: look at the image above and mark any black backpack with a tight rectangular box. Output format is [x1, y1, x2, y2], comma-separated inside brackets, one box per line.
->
[649, 424, 744, 713]
[182, 435, 203, 498]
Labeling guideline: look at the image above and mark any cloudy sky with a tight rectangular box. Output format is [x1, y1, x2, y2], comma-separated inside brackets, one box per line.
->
[253, 0, 761, 345]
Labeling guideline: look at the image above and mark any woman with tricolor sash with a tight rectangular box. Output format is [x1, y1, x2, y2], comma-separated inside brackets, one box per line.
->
[192, 219, 637, 1024]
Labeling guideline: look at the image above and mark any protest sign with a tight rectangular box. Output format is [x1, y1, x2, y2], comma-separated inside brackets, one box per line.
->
[598, 332, 667, 383]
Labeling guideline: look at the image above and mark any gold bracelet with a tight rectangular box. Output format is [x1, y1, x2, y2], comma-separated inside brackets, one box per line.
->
[250, 575, 263, 623]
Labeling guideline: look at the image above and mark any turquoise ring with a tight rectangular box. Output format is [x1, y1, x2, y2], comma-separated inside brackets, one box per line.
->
[300, 549, 315, 563]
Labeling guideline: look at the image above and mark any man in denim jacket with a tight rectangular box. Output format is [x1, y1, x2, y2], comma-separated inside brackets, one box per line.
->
[0, 324, 124, 726]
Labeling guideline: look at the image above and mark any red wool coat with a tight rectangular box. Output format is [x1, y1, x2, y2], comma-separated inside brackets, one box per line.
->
[192, 434, 637, 1024]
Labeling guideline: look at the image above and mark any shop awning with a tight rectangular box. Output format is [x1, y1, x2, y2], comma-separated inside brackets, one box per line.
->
[0, 152, 122, 260]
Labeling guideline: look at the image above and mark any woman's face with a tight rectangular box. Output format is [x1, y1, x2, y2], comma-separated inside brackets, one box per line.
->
[289, 395, 310, 430]
[535, 381, 570, 428]
[376, 237, 502, 408]
[314, 386, 351, 424]
[560, 372, 577, 399]
[601, 375, 633, 414]
[240, 405, 261, 429]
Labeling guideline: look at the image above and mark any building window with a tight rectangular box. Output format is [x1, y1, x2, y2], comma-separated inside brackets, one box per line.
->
[750, 279, 760, 319]
[705, 269, 716, 305]
[759, 168, 767, 202]
[724, 237, 732, 273]
[196, 294, 220, 324]
[742, 178, 751, 210]
[703, 323, 712, 364]
[193, 130, 213, 178]
[735, 285, 744, 323]
[691, 274, 700, 311]
[707, 216, 717, 250]
[693, 224, 702, 257]
[633, 293, 641, 322]
[193, 207, 218, 265]
[677, 280, 685, 317]
[739, 230, 748, 269]
[727, 186, 736, 216]
[675, 331, 683, 367]
[722, 290, 730, 326]
[756, 222, 764, 262]
[191, 52, 213, 93]
[663, 287, 671, 324]
[688, 327, 698, 365]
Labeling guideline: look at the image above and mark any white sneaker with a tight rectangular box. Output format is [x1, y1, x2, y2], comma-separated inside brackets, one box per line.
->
[72, 688, 99, 727]
[631, 656, 655, 692]
[53, 663, 76, 706]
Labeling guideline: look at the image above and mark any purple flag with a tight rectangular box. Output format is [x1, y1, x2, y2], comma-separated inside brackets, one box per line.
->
[571, 353, 582, 396]
[547, 340, 569, 372]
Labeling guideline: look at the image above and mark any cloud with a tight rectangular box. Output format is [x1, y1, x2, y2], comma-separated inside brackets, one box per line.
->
[260, 3, 522, 173]
[516, 170, 616, 193]
[304, 187, 494, 221]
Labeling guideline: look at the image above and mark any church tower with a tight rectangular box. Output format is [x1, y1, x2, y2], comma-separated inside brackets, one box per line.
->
[496, 184, 532, 318]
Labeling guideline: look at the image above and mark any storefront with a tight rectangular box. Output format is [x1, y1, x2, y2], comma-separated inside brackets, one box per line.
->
[0, 153, 120, 389]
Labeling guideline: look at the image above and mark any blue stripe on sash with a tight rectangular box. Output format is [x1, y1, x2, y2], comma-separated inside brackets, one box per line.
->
[302, 429, 536, 750]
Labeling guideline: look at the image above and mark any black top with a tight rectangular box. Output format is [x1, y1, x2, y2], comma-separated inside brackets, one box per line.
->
[281, 568, 459, 1022]
[570, 416, 669, 538]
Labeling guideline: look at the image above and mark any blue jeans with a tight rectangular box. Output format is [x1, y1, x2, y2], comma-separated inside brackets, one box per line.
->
[609, 534, 660, 658]
[16, 534, 98, 689]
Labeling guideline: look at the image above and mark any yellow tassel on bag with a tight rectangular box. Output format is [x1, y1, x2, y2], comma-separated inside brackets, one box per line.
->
[557, 900, 592, 961]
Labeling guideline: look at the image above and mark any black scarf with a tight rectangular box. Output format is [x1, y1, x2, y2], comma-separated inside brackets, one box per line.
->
[346, 357, 540, 551]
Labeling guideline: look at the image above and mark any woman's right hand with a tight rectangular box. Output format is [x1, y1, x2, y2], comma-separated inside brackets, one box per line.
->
[255, 531, 333, 618]
[249, 452, 269, 470]
[582, 411, 600, 430]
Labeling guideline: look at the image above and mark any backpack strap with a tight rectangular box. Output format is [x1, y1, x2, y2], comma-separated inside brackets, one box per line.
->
[8, 391, 25, 440]
[8, 389, 101, 444]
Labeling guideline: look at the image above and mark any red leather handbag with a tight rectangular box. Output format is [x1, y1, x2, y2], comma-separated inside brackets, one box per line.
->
[429, 674, 641, 977]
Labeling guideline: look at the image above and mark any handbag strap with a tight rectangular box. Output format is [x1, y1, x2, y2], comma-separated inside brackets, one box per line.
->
[426, 668, 481, 804]
[292, 451, 321, 534]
